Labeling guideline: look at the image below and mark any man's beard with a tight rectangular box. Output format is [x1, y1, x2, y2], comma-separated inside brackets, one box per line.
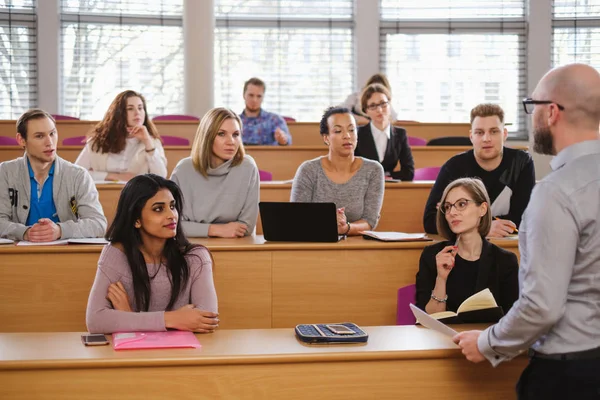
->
[533, 125, 555, 155]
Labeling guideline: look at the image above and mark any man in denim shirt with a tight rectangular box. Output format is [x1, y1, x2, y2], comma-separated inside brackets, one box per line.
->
[239, 77, 292, 146]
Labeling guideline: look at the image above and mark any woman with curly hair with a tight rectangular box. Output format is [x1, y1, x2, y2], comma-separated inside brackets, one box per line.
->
[75, 90, 167, 182]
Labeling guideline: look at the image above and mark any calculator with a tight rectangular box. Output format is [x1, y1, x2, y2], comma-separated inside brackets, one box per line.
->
[295, 322, 369, 344]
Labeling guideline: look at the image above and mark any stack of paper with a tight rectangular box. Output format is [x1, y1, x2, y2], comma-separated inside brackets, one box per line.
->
[361, 231, 431, 242]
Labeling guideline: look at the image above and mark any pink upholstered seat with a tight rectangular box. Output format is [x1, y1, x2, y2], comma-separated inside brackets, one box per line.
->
[152, 115, 199, 122]
[51, 114, 80, 121]
[0, 136, 18, 145]
[397, 284, 417, 325]
[63, 136, 87, 145]
[407, 136, 427, 146]
[258, 170, 273, 181]
[161, 135, 190, 146]
[413, 167, 441, 181]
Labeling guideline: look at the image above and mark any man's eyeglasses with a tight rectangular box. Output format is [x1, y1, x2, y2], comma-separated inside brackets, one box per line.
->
[366, 101, 389, 111]
[522, 98, 565, 115]
[440, 198, 476, 214]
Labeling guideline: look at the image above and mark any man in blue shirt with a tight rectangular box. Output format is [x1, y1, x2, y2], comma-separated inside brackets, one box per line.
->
[0, 109, 106, 242]
[239, 77, 292, 146]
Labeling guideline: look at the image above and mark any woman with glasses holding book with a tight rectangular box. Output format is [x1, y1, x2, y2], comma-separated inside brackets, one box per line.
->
[415, 177, 519, 318]
[354, 84, 415, 181]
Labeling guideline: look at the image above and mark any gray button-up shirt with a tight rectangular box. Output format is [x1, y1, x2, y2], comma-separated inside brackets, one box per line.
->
[478, 139, 600, 367]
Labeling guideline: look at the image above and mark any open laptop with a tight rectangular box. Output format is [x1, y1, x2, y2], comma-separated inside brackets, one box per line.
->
[259, 202, 343, 242]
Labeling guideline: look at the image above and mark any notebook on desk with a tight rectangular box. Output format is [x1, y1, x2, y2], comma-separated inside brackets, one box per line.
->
[259, 202, 343, 242]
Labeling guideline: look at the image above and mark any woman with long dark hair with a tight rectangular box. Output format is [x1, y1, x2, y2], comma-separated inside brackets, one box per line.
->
[86, 174, 218, 333]
[75, 90, 167, 182]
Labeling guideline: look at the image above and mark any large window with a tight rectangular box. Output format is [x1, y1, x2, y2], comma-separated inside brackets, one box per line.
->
[553, 0, 600, 70]
[60, 0, 184, 119]
[380, 1, 527, 137]
[0, 0, 36, 119]
[214, 0, 354, 121]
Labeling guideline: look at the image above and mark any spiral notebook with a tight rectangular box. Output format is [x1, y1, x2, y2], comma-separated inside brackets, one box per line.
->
[112, 331, 201, 350]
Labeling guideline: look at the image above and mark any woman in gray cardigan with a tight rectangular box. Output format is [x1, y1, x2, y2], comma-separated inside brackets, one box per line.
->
[171, 108, 259, 238]
[291, 107, 384, 236]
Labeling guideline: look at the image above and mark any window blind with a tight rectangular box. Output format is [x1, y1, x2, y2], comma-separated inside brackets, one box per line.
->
[214, 0, 354, 122]
[380, 1, 527, 138]
[552, 0, 600, 71]
[59, 0, 184, 119]
[0, 0, 36, 119]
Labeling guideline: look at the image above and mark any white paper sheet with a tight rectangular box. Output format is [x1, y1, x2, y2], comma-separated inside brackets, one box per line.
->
[16, 239, 69, 246]
[410, 304, 458, 338]
[67, 238, 109, 245]
[0, 238, 14, 245]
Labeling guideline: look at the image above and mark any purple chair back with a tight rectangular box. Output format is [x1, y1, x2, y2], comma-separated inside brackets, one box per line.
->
[0, 136, 18, 145]
[63, 136, 87, 145]
[161, 135, 190, 146]
[413, 167, 441, 181]
[258, 170, 273, 181]
[397, 284, 417, 325]
[407, 136, 427, 146]
[51, 114, 80, 121]
[282, 116, 296, 123]
[152, 114, 199, 122]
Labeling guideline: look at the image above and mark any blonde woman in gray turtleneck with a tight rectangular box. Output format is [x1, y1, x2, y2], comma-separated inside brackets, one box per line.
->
[170, 108, 259, 238]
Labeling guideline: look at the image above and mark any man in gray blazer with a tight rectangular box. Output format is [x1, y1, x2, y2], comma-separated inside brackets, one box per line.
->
[0, 109, 106, 241]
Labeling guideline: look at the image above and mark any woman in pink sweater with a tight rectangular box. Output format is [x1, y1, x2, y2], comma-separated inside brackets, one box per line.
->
[86, 174, 218, 333]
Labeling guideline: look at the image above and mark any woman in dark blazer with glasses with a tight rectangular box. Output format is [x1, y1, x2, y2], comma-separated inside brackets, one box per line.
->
[354, 83, 415, 181]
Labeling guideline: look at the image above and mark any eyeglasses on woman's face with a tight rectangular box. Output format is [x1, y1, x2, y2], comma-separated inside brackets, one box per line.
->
[366, 101, 389, 112]
[440, 198, 475, 214]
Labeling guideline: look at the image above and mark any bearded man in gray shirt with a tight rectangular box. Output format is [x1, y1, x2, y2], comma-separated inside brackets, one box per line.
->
[454, 63, 600, 399]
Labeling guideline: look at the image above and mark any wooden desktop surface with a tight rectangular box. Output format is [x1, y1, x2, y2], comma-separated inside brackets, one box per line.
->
[0, 326, 526, 399]
[97, 181, 434, 232]
[0, 145, 500, 180]
[0, 236, 519, 333]
[0, 120, 470, 146]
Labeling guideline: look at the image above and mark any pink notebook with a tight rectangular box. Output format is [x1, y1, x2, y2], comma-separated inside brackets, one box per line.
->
[112, 331, 201, 350]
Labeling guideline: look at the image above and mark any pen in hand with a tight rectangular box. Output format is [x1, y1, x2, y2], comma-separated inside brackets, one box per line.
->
[494, 217, 518, 233]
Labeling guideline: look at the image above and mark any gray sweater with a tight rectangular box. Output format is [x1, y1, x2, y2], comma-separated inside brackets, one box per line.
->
[290, 157, 385, 229]
[0, 155, 107, 240]
[86, 244, 218, 334]
[170, 155, 260, 237]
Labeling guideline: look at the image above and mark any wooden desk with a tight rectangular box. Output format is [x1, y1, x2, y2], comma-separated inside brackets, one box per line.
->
[0, 236, 519, 333]
[0, 327, 526, 399]
[257, 181, 433, 234]
[0, 120, 470, 147]
[97, 181, 434, 232]
[0, 145, 526, 180]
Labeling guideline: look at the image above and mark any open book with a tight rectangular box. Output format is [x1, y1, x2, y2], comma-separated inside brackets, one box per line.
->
[361, 231, 432, 242]
[426, 289, 504, 324]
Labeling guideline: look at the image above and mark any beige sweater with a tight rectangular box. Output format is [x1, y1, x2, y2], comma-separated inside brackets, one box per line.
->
[75, 137, 167, 181]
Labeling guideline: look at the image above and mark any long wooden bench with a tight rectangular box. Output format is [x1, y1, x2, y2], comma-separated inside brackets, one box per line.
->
[0, 326, 526, 399]
[0, 236, 519, 333]
[0, 120, 471, 146]
[97, 181, 434, 233]
[0, 145, 526, 179]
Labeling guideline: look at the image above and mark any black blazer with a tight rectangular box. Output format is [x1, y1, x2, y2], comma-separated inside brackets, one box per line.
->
[355, 124, 415, 181]
[415, 239, 519, 314]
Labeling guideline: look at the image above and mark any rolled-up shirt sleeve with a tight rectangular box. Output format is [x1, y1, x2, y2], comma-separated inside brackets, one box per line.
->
[477, 181, 578, 367]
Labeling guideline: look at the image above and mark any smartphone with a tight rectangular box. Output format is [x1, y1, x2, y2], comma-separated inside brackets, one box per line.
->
[81, 334, 110, 346]
[326, 324, 355, 335]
